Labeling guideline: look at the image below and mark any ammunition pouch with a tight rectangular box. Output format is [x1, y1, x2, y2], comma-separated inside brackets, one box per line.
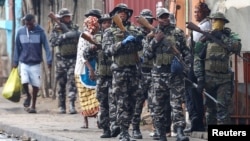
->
[113, 53, 137, 67]
[59, 43, 77, 57]
[97, 52, 112, 76]
[205, 42, 229, 73]
[154, 53, 174, 66]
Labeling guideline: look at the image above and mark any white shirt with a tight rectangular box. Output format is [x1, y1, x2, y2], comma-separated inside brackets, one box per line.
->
[193, 18, 212, 42]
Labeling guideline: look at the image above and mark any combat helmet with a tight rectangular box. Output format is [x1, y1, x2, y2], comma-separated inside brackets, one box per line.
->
[208, 12, 229, 23]
[57, 8, 72, 18]
[98, 14, 112, 23]
[109, 3, 133, 19]
[85, 9, 102, 19]
[156, 7, 170, 18]
[135, 9, 156, 20]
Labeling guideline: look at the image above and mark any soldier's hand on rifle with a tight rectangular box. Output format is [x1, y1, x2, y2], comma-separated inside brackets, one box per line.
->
[154, 31, 165, 42]
[121, 35, 135, 45]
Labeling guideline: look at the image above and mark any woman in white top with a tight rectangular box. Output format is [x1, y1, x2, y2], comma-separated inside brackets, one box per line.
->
[74, 16, 100, 128]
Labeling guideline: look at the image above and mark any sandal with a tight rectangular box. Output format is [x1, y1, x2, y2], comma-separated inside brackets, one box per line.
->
[26, 108, 37, 114]
[80, 125, 88, 129]
[23, 97, 31, 107]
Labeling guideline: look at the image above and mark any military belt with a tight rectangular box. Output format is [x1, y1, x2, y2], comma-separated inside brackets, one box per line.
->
[141, 67, 152, 73]
[206, 71, 231, 79]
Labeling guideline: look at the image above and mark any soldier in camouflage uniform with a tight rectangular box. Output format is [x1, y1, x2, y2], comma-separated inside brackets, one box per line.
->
[143, 8, 190, 141]
[133, 9, 156, 139]
[102, 3, 143, 141]
[49, 8, 80, 114]
[194, 12, 241, 125]
[84, 14, 113, 138]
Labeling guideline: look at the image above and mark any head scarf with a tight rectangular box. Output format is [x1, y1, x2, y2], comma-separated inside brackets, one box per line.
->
[83, 16, 99, 34]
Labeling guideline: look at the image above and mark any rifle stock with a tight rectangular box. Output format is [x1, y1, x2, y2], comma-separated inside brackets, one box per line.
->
[48, 12, 69, 32]
[137, 16, 155, 31]
[112, 14, 126, 32]
[81, 32, 101, 48]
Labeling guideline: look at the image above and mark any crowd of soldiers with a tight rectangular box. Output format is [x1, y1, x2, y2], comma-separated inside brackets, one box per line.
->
[15, 1, 242, 141]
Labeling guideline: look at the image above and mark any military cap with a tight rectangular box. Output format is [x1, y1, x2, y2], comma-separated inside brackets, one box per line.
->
[57, 8, 72, 18]
[109, 3, 133, 18]
[85, 9, 102, 19]
[156, 8, 170, 18]
[135, 9, 156, 20]
[208, 12, 229, 23]
[98, 14, 112, 23]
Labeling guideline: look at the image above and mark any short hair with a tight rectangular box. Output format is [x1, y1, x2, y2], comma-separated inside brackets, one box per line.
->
[195, 2, 211, 16]
[23, 14, 35, 21]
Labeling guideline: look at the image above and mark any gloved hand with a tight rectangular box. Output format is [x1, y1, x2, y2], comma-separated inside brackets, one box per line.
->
[196, 79, 205, 94]
[121, 35, 135, 46]
[171, 57, 184, 74]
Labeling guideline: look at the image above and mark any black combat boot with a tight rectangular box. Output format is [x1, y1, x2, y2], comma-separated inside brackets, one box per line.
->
[132, 129, 143, 139]
[119, 130, 130, 141]
[69, 100, 77, 114]
[176, 127, 189, 141]
[100, 128, 111, 138]
[111, 123, 120, 137]
[58, 100, 66, 114]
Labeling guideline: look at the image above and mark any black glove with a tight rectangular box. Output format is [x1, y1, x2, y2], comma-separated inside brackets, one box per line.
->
[196, 79, 205, 94]
[211, 30, 223, 40]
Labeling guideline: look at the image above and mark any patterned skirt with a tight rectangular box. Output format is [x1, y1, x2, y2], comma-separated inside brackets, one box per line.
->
[75, 75, 99, 117]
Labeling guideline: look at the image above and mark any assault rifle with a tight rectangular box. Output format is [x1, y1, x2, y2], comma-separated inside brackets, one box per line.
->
[137, 16, 226, 107]
[184, 78, 226, 108]
[81, 32, 102, 49]
[137, 16, 190, 72]
[48, 12, 70, 33]
[186, 22, 248, 61]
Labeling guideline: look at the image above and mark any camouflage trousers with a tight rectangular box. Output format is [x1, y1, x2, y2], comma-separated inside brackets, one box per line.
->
[151, 73, 186, 134]
[96, 76, 112, 129]
[56, 56, 77, 102]
[112, 69, 140, 130]
[131, 72, 148, 130]
[205, 74, 233, 125]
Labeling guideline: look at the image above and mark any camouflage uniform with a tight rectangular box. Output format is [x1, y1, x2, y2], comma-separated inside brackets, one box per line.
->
[86, 14, 113, 138]
[130, 9, 156, 139]
[194, 12, 241, 125]
[143, 8, 190, 141]
[102, 3, 143, 141]
[49, 8, 80, 114]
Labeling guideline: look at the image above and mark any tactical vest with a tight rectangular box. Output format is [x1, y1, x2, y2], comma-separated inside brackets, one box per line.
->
[205, 42, 229, 73]
[111, 24, 139, 67]
[138, 37, 153, 69]
[94, 33, 112, 76]
[57, 24, 79, 57]
[153, 33, 175, 66]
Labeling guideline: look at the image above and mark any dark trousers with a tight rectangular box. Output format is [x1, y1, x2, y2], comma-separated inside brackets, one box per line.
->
[185, 69, 205, 131]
